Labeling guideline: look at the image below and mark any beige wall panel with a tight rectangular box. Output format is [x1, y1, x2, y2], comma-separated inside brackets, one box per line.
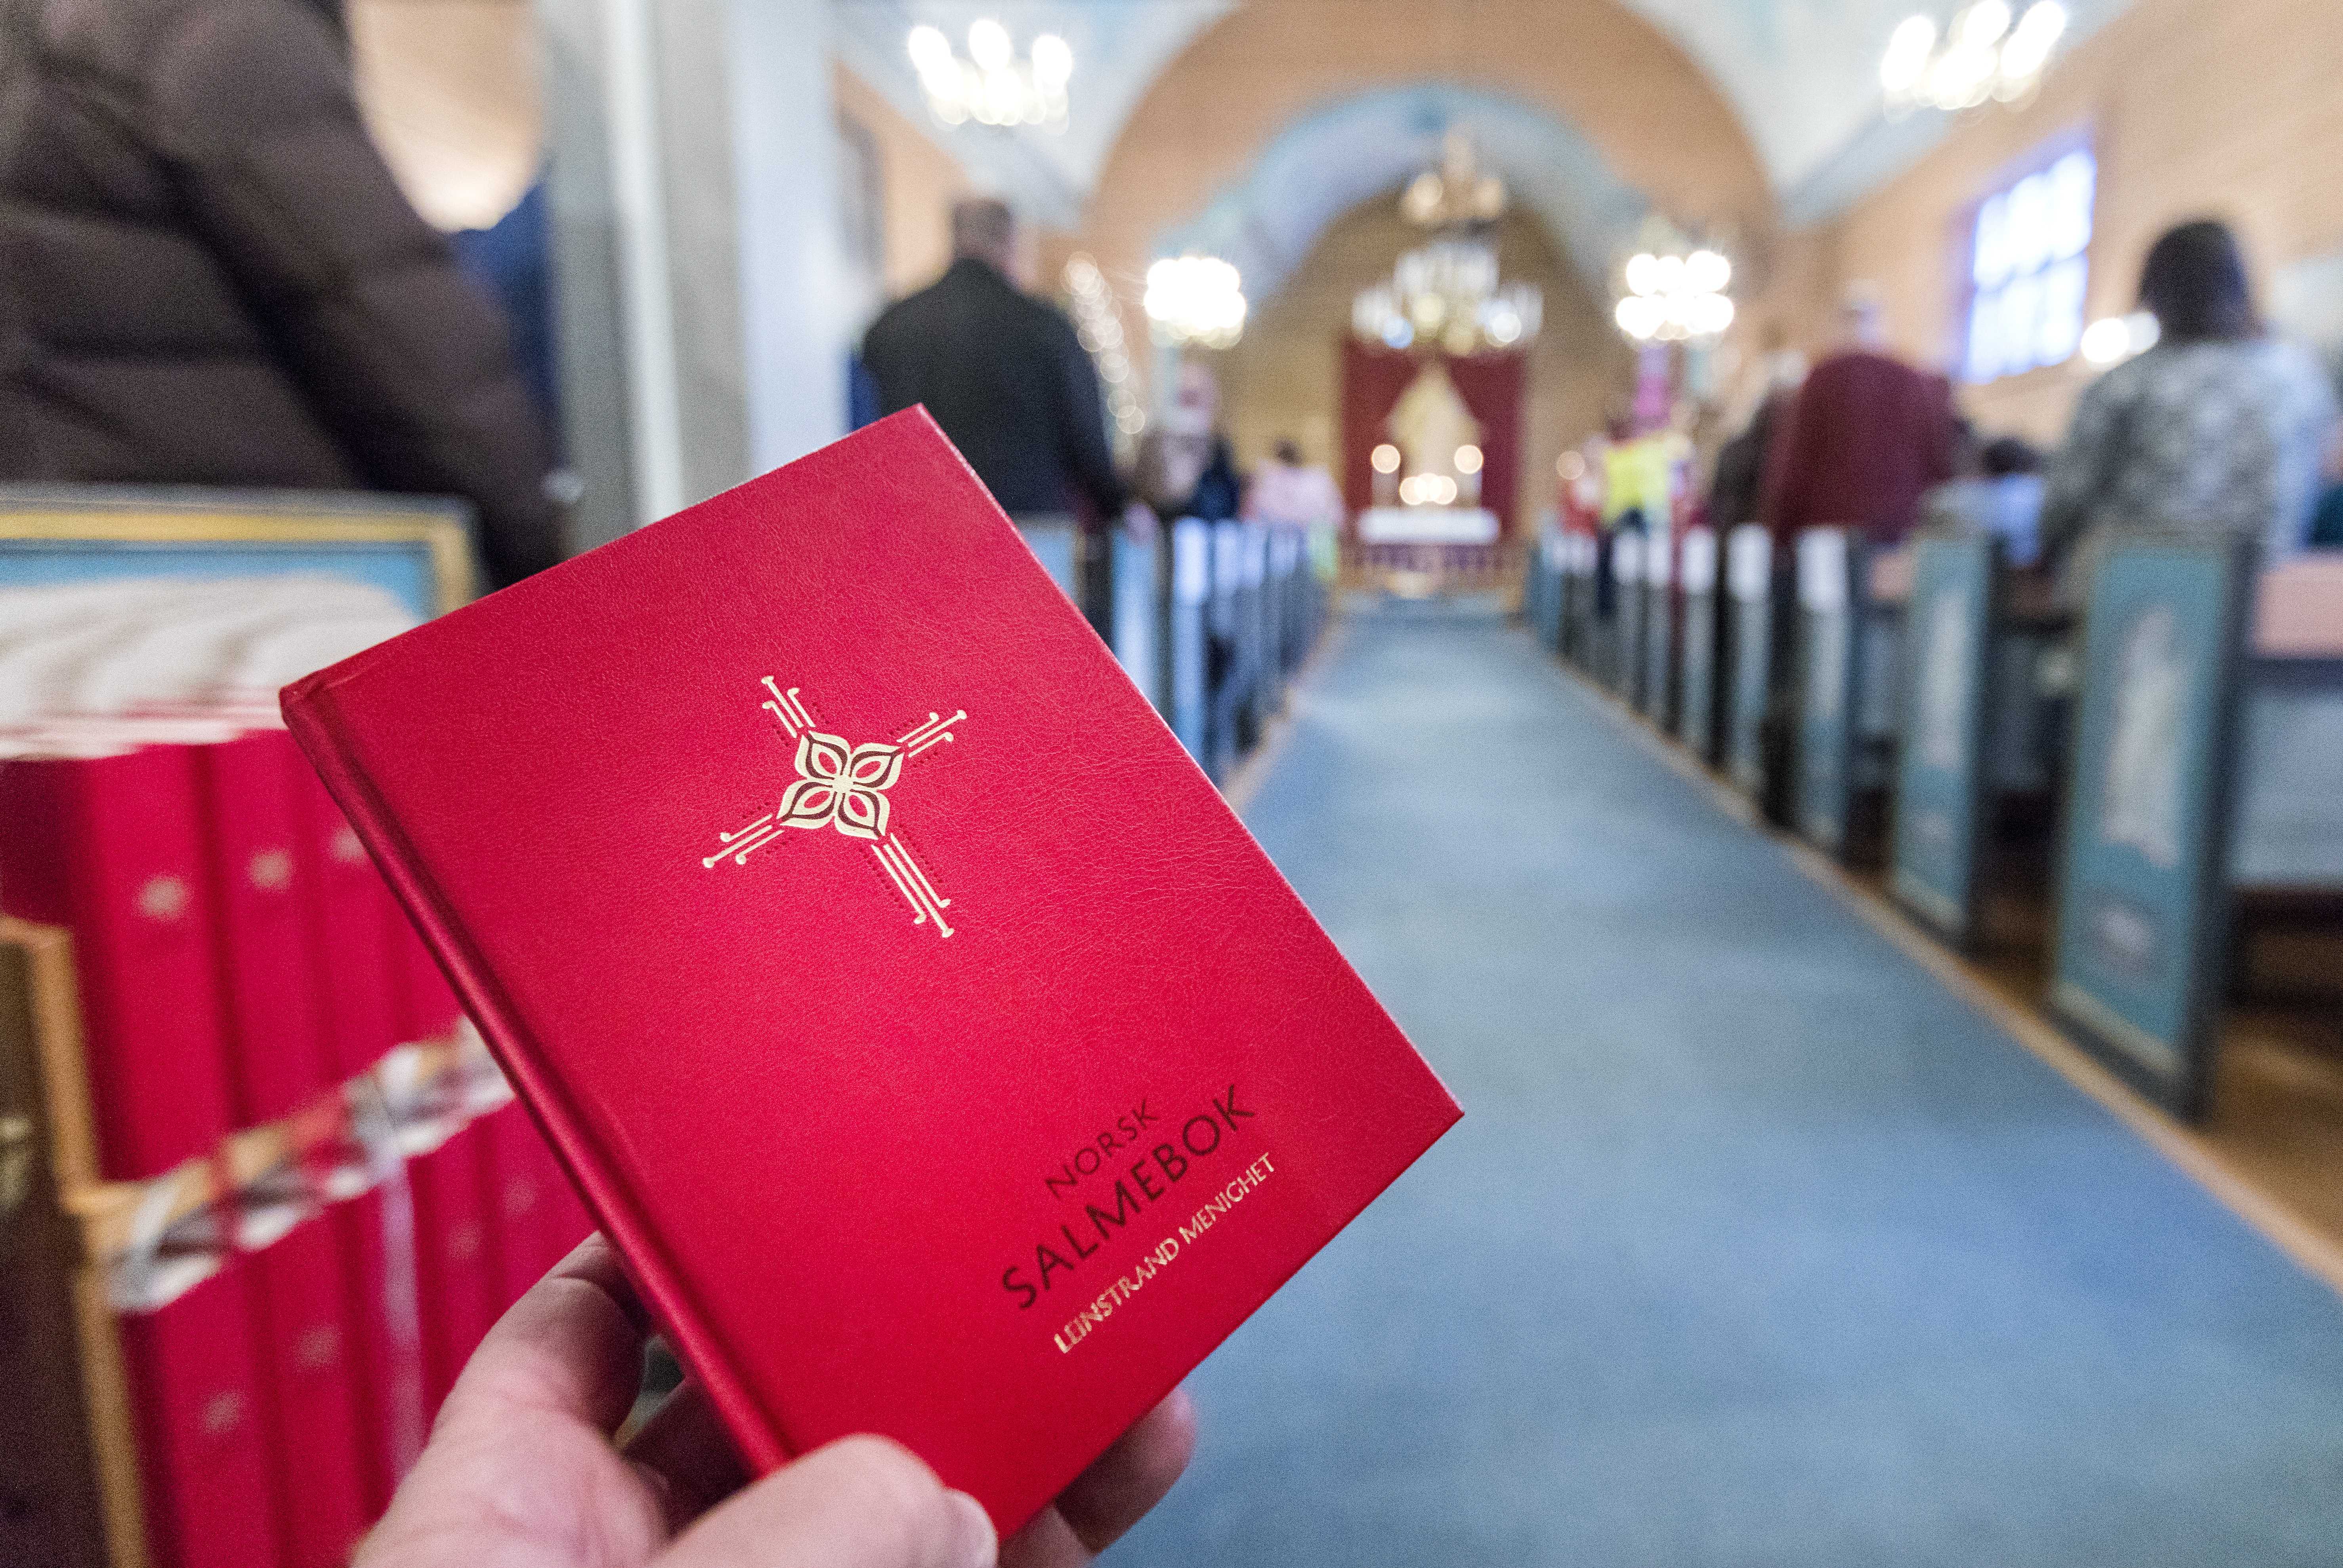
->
[1079, 0, 1778, 327]
[833, 63, 971, 302]
[350, 0, 542, 233]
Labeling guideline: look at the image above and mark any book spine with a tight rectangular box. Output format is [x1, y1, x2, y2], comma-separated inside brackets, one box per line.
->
[195, 734, 332, 1124]
[0, 750, 236, 1181]
[243, 1224, 370, 1568]
[333, 1185, 424, 1513]
[195, 731, 377, 1566]
[281, 680, 792, 1471]
[116, 1261, 284, 1568]
[283, 756, 402, 1081]
[483, 1099, 593, 1308]
[405, 1120, 503, 1415]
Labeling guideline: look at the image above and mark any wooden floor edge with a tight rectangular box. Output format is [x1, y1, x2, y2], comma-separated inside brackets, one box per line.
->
[1540, 640, 2343, 1303]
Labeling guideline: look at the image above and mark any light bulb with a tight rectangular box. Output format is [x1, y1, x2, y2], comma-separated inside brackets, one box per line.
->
[907, 25, 953, 72]
[1031, 33, 1072, 87]
[968, 18, 1011, 71]
[1959, 0, 2011, 48]
[1881, 15, 1937, 93]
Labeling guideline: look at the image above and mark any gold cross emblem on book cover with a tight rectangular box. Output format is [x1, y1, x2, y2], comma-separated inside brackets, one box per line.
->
[703, 678, 965, 937]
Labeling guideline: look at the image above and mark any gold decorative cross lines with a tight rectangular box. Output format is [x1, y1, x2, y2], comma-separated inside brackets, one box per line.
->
[703, 677, 966, 937]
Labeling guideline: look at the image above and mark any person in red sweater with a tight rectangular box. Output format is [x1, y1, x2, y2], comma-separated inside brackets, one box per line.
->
[1761, 287, 1958, 548]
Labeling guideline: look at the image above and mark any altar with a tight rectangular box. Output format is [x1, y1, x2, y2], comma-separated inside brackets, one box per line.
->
[1357, 506, 1501, 545]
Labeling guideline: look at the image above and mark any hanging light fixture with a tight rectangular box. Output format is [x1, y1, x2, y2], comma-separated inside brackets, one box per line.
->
[907, 21, 1071, 131]
[1351, 131, 1542, 357]
[1144, 254, 1247, 350]
[1062, 254, 1146, 441]
[1612, 240, 1734, 344]
[1881, 1, 2066, 115]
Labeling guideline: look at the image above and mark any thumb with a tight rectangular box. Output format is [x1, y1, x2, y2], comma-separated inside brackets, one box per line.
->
[660, 1434, 997, 1568]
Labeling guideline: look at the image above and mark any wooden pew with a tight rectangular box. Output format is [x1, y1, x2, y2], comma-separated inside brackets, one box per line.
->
[1676, 527, 1722, 762]
[1168, 519, 1211, 766]
[1723, 525, 1776, 802]
[1612, 531, 1645, 705]
[1561, 532, 1598, 670]
[1792, 527, 1902, 863]
[1639, 530, 1675, 727]
[2048, 540, 2343, 1117]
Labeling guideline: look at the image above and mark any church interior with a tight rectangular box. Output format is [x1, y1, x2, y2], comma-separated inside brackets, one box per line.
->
[4, 0, 2343, 1564]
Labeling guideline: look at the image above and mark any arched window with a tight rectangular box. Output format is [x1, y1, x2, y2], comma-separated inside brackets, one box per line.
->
[1963, 147, 2095, 384]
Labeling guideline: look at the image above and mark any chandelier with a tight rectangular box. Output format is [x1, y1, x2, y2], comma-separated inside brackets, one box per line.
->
[1352, 132, 1541, 357]
[1063, 254, 1146, 439]
[1613, 245, 1734, 343]
[908, 20, 1071, 132]
[1144, 255, 1247, 350]
[1881, 1, 2066, 115]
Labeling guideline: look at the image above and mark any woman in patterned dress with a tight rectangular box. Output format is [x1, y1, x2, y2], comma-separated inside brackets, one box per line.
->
[2039, 220, 2338, 593]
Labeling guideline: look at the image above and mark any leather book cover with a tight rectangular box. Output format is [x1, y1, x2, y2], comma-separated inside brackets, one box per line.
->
[0, 747, 235, 1181]
[388, 909, 464, 1046]
[281, 409, 1461, 1531]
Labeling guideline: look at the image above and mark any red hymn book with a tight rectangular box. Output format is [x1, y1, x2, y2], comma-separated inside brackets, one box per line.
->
[281, 409, 1460, 1532]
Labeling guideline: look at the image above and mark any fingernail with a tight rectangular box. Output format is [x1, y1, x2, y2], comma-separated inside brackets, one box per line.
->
[944, 1489, 998, 1568]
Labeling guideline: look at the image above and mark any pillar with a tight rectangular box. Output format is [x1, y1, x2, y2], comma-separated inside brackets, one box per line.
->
[539, 0, 847, 549]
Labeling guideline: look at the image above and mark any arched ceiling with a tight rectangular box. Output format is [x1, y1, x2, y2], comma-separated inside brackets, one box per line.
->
[832, 0, 2141, 225]
[1157, 85, 1648, 301]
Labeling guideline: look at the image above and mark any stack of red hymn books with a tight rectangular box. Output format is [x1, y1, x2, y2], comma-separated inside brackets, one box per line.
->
[283, 409, 1462, 1534]
[0, 709, 594, 1568]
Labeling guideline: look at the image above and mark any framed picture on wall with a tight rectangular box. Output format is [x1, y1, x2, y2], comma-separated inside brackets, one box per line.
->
[2050, 530, 2255, 1119]
[0, 484, 475, 621]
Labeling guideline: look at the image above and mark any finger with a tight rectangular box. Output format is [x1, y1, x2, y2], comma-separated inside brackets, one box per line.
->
[664, 1434, 996, 1568]
[437, 1233, 646, 1439]
[1001, 1389, 1197, 1568]
[1053, 1388, 1196, 1554]
[623, 1377, 751, 1528]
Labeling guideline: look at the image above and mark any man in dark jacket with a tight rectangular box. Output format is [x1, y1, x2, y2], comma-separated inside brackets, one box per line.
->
[0, 0, 562, 589]
[861, 199, 1128, 530]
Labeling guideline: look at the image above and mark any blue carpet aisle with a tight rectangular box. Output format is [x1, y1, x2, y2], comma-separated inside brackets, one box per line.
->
[1111, 603, 2343, 1568]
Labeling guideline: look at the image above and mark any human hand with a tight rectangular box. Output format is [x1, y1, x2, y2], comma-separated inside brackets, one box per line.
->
[358, 1236, 1196, 1568]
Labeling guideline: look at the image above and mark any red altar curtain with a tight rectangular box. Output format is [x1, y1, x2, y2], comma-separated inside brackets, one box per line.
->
[1340, 338, 1527, 536]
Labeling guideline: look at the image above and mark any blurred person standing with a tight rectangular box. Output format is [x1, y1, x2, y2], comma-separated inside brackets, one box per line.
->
[0, 0, 564, 589]
[1245, 439, 1342, 531]
[1708, 351, 1804, 531]
[2040, 220, 2338, 584]
[1135, 361, 1241, 523]
[861, 197, 1137, 630]
[1763, 285, 1957, 548]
